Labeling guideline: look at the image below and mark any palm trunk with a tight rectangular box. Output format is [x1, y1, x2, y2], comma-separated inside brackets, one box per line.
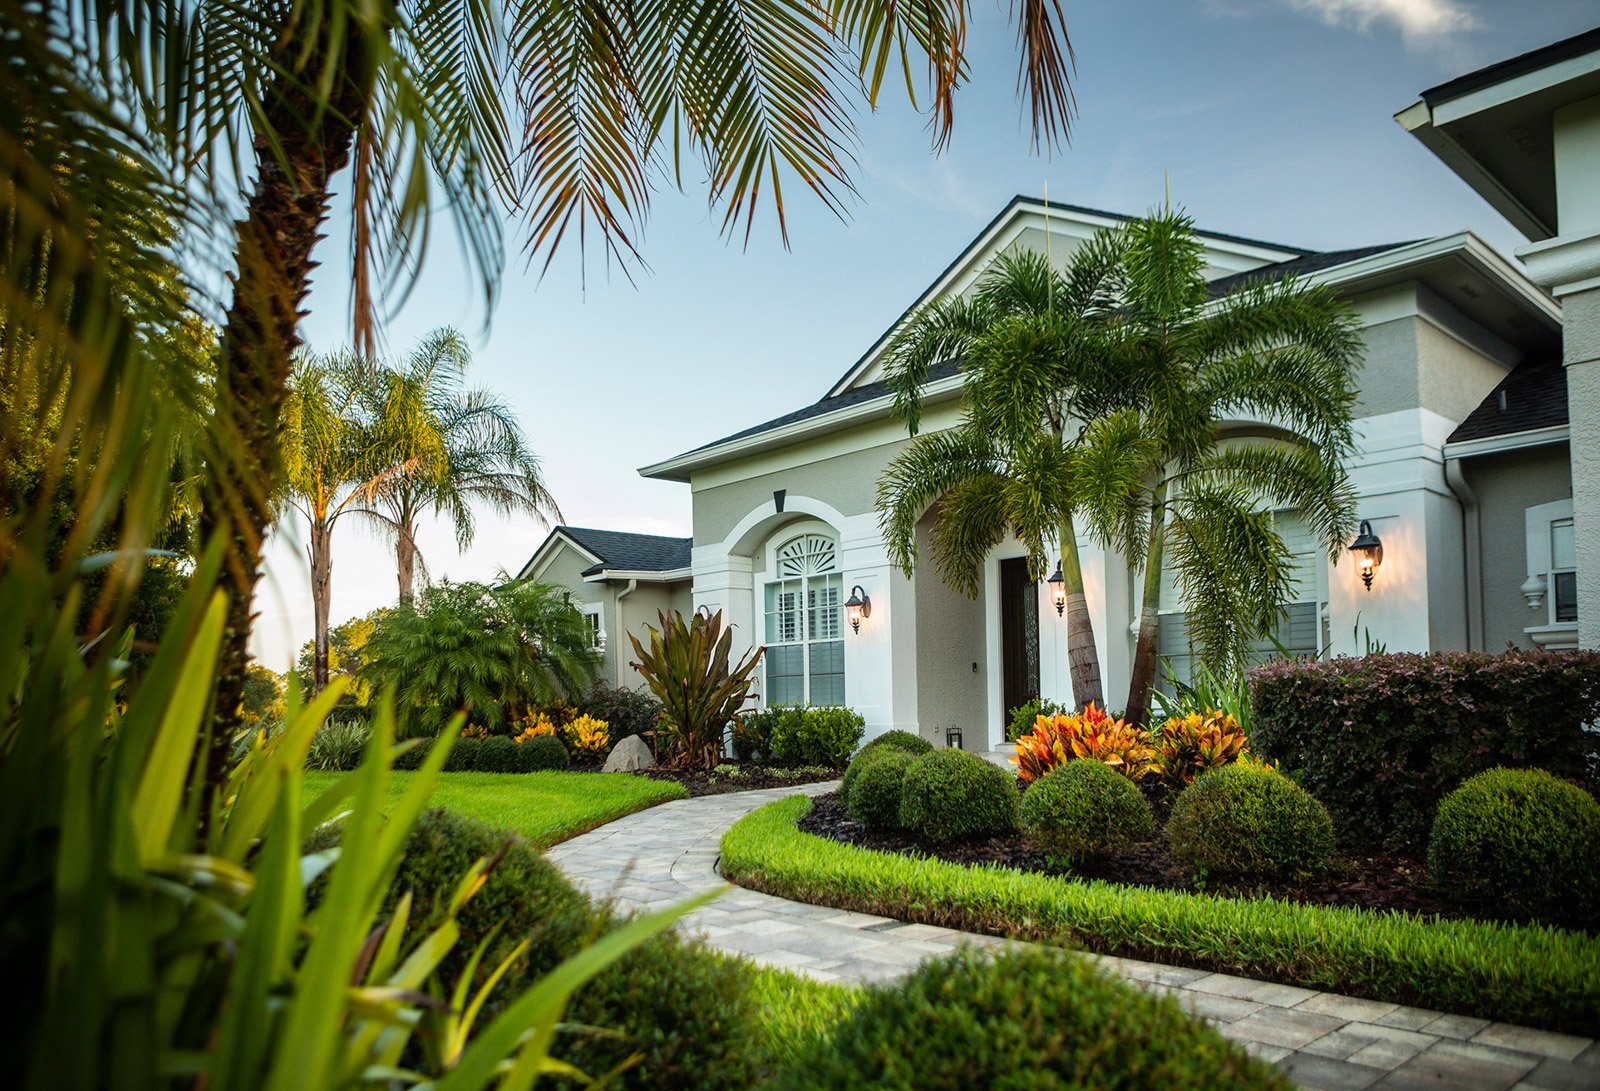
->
[396, 518, 418, 604]
[202, 18, 376, 795]
[1124, 485, 1167, 726]
[1057, 513, 1104, 710]
[310, 520, 334, 694]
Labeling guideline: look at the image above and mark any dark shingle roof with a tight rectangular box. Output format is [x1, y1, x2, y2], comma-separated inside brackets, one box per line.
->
[558, 526, 692, 576]
[679, 360, 963, 457]
[1421, 27, 1600, 106]
[1206, 241, 1420, 297]
[1448, 358, 1569, 444]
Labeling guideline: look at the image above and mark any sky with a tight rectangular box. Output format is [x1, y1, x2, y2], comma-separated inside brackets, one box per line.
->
[250, 0, 1600, 670]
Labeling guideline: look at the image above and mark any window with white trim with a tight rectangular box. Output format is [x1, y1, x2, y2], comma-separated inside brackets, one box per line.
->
[1551, 518, 1577, 624]
[579, 605, 604, 650]
[1523, 499, 1578, 640]
[763, 533, 845, 706]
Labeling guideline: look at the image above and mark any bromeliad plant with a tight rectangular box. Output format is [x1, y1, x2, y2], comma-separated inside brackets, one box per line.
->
[1010, 705, 1159, 784]
[1155, 710, 1251, 789]
[630, 609, 764, 770]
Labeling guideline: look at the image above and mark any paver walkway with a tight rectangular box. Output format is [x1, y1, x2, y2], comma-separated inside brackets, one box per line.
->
[546, 783, 1599, 1091]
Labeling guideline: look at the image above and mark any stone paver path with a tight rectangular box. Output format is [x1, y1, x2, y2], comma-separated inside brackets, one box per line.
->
[546, 783, 1599, 1091]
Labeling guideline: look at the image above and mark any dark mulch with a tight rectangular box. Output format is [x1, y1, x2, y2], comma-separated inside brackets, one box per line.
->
[798, 791, 1494, 924]
[637, 763, 839, 797]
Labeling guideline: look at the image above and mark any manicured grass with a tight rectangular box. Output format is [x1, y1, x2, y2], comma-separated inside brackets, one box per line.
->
[721, 795, 1600, 1036]
[304, 770, 686, 849]
[744, 965, 864, 1076]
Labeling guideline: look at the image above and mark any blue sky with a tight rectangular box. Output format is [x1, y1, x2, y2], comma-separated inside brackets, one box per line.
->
[251, 0, 1599, 668]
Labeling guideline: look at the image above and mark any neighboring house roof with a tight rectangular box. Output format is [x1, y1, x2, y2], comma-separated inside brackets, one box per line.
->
[520, 525, 692, 582]
[1206, 241, 1420, 297]
[1447, 358, 1569, 446]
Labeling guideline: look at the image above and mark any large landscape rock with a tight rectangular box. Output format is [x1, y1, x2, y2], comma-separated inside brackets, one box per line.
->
[602, 734, 655, 772]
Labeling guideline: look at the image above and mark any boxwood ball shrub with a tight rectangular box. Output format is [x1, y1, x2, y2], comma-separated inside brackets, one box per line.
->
[441, 736, 484, 771]
[1250, 649, 1600, 850]
[840, 730, 933, 798]
[769, 945, 1285, 1090]
[898, 748, 1018, 843]
[846, 749, 916, 829]
[474, 735, 520, 772]
[316, 809, 759, 1089]
[515, 733, 570, 772]
[1167, 764, 1335, 880]
[1429, 767, 1600, 929]
[393, 737, 431, 770]
[770, 706, 867, 768]
[1020, 758, 1154, 859]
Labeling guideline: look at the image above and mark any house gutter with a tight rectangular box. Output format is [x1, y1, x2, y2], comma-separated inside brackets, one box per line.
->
[1443, 457, 1484, 651]
[612, 578, 638, 688]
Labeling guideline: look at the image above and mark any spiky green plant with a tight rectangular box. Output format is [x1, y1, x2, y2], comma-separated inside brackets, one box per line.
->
[629, 610, 763, 770]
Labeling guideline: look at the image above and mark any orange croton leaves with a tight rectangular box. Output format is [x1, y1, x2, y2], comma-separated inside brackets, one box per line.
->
[1010, 704, 1160, 784]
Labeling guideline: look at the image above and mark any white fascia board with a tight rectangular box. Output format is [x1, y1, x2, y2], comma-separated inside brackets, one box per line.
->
[1279, 231, 1560, 326]
[581, 567, 692, 583]
[518, 530, 603, 581]
[1442, 424, 1570, 460]
[637, 372, 964, 482]
[1429, 51, 1600, 127]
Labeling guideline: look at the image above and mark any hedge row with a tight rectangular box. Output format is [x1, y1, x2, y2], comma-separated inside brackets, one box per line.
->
[720, 796, 1600, 1036]
[1249, 650, 1600, 850]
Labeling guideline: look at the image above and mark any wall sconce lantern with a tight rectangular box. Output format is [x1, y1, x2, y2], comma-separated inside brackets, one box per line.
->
[1349, 520, 1384, 591]
[1046, 563, 1066, 616]
[844, 585, 871, 634]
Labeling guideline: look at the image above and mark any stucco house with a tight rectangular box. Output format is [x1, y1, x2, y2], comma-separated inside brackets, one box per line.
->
[524, 186, 1580, 751]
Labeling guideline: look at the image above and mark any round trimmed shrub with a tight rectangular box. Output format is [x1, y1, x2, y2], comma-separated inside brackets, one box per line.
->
[442, 736, 484, 772]
[1167, 764, 1335, 880]
[393, 737, 431, 770]
[846, 749, 915, 829]
[475, 736, 520, 772]
[515, 734, 570, 772]
[898, 749, 1018, 843]
[769, 944, 1286, 1090]
[841, 730, 932, 799]
[1020, 758, 1153, 858]
[316, 809, 758, 1089]
[1428, 767, 1600, 927]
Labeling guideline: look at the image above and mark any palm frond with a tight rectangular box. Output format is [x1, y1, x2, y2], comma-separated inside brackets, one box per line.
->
[875, 428, 998, 575]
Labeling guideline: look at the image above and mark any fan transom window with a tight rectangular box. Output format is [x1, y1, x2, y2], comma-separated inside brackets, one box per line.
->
[764, 533, 845, 706]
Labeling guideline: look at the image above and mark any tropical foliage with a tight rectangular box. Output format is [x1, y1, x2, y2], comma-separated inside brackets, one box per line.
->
[365, 579, 600, 737]
[629, 609, 763, 770]
[877, 247, 1127, 709]
[1010, 705, 1159, 784]
[1154, 710, 1251, 789]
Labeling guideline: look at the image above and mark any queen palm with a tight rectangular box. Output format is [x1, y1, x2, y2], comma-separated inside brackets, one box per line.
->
[358, 328, 560, 604]
[877, 244, 1124, 710]
[1072, 209, 1364, 725]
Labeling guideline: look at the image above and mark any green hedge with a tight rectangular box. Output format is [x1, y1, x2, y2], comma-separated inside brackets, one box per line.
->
[769, 706, 866, 768]
[1249, 649, 1600, 850]
[720, 796, 1600, 1036]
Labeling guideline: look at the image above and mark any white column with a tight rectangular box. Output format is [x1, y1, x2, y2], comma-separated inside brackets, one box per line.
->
[838, 515, 918, 738]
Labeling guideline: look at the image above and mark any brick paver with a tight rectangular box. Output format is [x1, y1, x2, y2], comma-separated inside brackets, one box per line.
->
[545, 783, 1598, 1091]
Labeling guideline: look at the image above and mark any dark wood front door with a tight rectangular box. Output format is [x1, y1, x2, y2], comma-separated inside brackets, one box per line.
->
[1000, 557, 1040, 723]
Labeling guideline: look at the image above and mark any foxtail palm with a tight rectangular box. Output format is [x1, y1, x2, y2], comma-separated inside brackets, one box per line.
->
[877, 244, 1123, 710]
[1073, 209, 1363, 725]
[357, 328, 559, 604]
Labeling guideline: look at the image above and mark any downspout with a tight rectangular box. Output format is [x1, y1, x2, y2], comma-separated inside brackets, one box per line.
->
[1444, 457, 1484, 651]
[613, 578, 639, 688]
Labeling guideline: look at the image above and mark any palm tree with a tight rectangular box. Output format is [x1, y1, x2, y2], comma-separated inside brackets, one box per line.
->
[876, 243, 1124, 710]
[356, 328, 560, 605]
[1072, 209, 1364, 725]
[278, 353, 390, 694]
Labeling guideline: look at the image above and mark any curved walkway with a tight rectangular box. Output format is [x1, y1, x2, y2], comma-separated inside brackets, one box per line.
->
[546, 783, 1598, 1091]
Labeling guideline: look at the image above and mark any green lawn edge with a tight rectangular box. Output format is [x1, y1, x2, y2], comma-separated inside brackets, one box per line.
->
[720, 795, 1600, 1036]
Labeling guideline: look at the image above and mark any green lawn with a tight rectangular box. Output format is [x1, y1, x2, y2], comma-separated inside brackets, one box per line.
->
[303, 770, 686, 849]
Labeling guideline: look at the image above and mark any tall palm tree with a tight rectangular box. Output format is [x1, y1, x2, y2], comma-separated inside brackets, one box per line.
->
[358, 327, 560, 604]
[1072, 209, 1364, 725]
[877, 244, 1124, 710]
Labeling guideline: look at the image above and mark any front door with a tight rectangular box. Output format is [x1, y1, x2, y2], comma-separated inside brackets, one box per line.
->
[1000, 557, 1040, 726]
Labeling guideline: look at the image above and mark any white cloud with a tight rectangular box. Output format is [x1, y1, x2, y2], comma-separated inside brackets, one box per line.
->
[1286, 0, 1479, 43]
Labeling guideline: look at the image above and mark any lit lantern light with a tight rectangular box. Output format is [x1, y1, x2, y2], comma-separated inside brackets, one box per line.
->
[1047, 563, 1066, 616]
[844, 585, 871, 634]
[1349, 520, 1384, 591]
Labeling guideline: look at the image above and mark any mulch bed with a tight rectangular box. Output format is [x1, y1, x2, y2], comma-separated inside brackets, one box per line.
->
[798, 790, 1498, 924]
[636, 764, 839, 798]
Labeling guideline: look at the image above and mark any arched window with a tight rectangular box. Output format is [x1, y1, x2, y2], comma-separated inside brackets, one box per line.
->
[764, 533, 845, 706]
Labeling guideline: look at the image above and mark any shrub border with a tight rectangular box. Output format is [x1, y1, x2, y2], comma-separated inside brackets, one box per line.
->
[719, 796, 1600, 1036]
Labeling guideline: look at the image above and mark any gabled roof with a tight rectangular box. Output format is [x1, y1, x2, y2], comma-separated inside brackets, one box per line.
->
[1447, 358, 1569, 446]
[521, 525, 692, 582]
[1206, 241, 1421, 297]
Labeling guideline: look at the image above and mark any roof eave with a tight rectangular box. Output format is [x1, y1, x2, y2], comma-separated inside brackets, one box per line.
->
[1443, 423, 1570, 459]
[581, 567, 692, 583]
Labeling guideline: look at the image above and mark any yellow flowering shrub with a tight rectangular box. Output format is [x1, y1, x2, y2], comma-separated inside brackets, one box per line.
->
[562, 714, 611, 760]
